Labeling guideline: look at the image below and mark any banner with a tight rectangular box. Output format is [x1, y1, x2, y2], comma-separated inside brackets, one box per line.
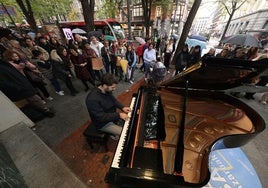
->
[0, 5, 16, 16]
[203, 148, 262, 188]
[62, 28, 73, 40]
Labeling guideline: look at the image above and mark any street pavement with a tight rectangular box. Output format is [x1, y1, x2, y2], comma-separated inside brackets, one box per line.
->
[33, 65, 268, 187]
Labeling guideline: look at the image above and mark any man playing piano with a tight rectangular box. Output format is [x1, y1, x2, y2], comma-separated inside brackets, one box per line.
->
[85, 73, 131, 140]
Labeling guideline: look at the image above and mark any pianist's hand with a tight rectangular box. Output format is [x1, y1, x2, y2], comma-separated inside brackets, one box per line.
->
[119, 112, 129, 121]
[122, 107, 131, 113]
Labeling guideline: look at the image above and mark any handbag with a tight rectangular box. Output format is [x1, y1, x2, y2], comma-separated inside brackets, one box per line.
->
[91, 57, 104, 70]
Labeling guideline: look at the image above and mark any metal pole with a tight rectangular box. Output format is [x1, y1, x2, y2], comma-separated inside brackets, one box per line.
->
[177, 2, 182, 34]
[127, 0, 132, 40]
[171, 0, 179, 34]
[174, 78, 188, 174]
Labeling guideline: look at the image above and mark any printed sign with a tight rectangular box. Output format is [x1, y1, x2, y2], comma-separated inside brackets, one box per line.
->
[0, 5, 16, 16]
[203, 148, 262, 188]
[62, 28, 73, 40]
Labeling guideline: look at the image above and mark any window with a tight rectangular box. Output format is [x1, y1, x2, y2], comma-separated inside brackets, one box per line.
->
[156, 6, 161, 17]
[133, 5, 143, 17]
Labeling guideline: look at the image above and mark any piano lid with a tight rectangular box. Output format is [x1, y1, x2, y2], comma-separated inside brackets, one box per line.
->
[161, 57, 268, 90]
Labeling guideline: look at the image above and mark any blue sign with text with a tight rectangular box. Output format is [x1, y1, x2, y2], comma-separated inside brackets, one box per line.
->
[203, 148, 262, 188]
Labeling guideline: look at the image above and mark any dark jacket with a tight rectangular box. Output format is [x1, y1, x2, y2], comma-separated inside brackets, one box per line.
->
[85, 87, 124, 129]
[175, 51, 189, 69]
[31, 58, 54, 80]
[101, 46, 114, 63]
[126, 50, 135, 66]
[51, 59, 70, 80]
[0, 60, 37, 101]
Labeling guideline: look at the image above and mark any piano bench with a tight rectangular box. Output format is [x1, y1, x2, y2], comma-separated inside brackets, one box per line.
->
[83, 124, 109, 152]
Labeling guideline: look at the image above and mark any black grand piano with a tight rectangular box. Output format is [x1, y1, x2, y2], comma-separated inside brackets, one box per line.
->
[105, 57, 268, 188]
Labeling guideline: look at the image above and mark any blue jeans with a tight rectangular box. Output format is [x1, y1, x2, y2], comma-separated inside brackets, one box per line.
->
[99, 121, 123, 136]
[50, 77, 62, 92]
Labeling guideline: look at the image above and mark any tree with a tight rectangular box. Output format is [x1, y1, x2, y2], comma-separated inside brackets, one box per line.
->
[1, 0, 72, 27]
[80, 0, 95, 33]
[141, 0, 153, 37]
[171, 0, 202, 65]
[97, 0, 117, 19]
[219, 0, 247, 42]
[35, 0, 72, 24]
[15, 0, 38, 32]
[155, 0, 172, 38]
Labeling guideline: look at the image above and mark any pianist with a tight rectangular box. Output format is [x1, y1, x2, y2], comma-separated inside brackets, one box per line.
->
[85, 73, 131, 139]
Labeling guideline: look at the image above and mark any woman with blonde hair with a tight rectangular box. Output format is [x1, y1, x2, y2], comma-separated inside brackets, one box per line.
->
[50, 48, 79, 96]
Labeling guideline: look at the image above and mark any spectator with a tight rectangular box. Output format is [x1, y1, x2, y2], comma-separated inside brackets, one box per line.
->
[163, 38, 175, 73]
[24, 37, 50, 61]
[101, 40, 114, 74]
[136, 43, 144, 64]
[139, 37, 152, 72]
[216, 49, 230, 58]
[232, 47, 247, 60]
[202, 47, 216, 60]
[9, 39, 29, 61]
[82, 42, 98, 83]
[38, 37, 53, 54]
[74, 34, 87, 49]
[143, 43, 157, 80]
[69, 46, 95, 91]
[115, 41, 127, 81]
[188, 45, 201, 66]
[50, 49, 79, 96]
[90, 36, 104, 58]
[244, 49, 268, 102]
[1, 50, 54, 117]
[246, 46, 259, 60]
[175, 44, 189, 75]
[57, 46, 75, 77]
[49, 37, 62, 50]
[152, 56, 167, 85]
[125, 44, 137, 83]
[31, 49, 64, 97]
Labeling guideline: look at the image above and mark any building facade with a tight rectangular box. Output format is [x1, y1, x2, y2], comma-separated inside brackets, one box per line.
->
[192, 0, 268, 42]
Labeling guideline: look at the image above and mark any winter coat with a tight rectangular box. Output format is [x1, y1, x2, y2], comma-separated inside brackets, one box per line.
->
[31, 58, 54, 80]
[0, 60, 37, 101]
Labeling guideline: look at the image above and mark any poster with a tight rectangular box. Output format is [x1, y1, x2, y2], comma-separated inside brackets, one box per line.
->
[203, 148, 262, 188]
[62, 28, 73, 40]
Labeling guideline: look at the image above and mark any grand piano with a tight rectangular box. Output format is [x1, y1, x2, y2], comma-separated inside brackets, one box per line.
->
[105, 57, 268, 187]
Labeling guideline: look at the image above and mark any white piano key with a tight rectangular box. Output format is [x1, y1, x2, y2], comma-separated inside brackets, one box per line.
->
[111, 97, 136, 168]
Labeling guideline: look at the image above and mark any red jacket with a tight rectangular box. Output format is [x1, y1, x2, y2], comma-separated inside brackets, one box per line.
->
[136, 44, 144, 57]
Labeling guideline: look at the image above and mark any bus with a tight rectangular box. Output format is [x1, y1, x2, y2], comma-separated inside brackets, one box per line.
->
[59, 19, 126, 41]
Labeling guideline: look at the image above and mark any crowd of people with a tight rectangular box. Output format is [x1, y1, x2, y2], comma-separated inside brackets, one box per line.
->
[0, 30, 141, 119]
[174, 42, 268, 104]
[0, 28, 267, 121]
[0, 29, 169, 119]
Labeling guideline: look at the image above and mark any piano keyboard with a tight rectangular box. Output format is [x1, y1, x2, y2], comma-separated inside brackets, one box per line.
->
[111, 96, 136, 168]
